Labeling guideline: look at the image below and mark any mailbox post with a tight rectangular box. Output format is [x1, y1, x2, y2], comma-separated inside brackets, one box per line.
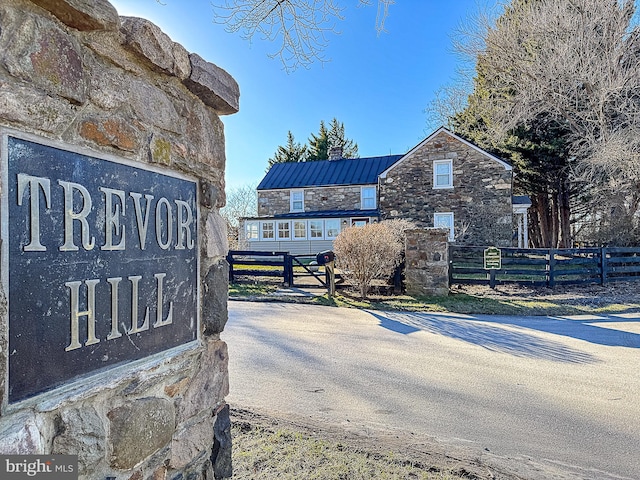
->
[316, 250, 336, 296]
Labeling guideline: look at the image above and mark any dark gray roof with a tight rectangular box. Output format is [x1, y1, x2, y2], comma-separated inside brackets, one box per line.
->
[257, 155, 403, 190]
[244, 209, 379, 221]
[512, 195, 532, 205]
[274, 209, 379, 219]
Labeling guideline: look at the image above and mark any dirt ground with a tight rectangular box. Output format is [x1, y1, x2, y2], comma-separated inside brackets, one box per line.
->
[231, 407, 515, 480]
[452, 280, 640, 309]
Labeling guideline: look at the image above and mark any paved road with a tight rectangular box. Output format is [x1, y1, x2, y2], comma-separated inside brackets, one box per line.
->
[223, 301, 640, 479]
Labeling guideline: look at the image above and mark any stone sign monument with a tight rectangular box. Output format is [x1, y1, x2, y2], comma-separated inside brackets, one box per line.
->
[0, 1, 238, 479]
[5, 134, 199, 403]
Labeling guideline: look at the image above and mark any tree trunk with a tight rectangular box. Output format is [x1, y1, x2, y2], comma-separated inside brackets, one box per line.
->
[558, 178, 572, 248]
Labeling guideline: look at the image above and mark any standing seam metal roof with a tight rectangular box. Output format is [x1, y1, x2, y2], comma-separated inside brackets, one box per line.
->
[257, 155, 404, 190]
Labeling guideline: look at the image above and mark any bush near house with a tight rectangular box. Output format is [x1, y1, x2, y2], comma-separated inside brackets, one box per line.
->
[333, 221, 413, 299]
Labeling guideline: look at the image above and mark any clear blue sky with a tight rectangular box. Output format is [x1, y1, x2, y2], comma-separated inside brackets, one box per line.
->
[110, 1, 484, 190]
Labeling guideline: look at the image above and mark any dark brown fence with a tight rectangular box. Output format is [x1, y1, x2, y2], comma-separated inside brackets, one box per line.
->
[449, 246, 640, 287]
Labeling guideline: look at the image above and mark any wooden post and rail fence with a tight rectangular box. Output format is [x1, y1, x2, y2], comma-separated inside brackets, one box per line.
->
[227, 246, 640, 293]
[449, 246, 640, 288]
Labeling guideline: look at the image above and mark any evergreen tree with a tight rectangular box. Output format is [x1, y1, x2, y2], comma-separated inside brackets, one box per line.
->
[306, 120, 330, 161]
[307, 118, 359, 161]
[266, 119, 360, 168]
[267, 131, 307, 169]
[327, 118, 359, 159]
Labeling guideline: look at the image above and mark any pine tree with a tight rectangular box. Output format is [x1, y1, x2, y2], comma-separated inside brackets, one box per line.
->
[267, 131, 307, 169]
[327, 118, 359, 158]
[306, 121, 330, 161]
[307, 118, 359, 161]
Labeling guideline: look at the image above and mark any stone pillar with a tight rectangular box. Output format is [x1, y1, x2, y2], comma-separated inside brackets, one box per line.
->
[0, 1, 238, 479]
[404, 229, 450, 297]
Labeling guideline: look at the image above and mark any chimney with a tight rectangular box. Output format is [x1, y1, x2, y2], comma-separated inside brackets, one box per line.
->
[328, 146, 343, 161]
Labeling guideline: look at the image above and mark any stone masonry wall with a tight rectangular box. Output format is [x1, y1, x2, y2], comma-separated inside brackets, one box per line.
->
[380, 131, 513, 247]
[404, 229, 450, 297]
[0, 1, 238, 479]
[258, 185, 371, 216]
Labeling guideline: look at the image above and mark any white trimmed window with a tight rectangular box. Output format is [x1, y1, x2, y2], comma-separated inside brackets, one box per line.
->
[326, 219, 341, 239]
[277, 221, 291, 239]
[261, 221, 274, 240]
[361, 186, 376, 210]
[293, 220, 307, 239]
[246, 222, 258, 240]
[309, 220, 323, 238]
[290, 189, 304, 212]
[434, 212, 455, 241]
[433, 160, 453, 189]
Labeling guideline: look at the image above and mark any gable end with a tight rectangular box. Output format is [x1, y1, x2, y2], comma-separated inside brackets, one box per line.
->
[379, 127, 512, 179]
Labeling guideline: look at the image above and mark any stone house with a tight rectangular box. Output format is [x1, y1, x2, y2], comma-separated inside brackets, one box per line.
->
[242, 127, 530, 254]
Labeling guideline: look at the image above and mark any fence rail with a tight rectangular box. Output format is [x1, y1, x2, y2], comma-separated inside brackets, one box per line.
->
[449, 246, 640, 287]
[227, 250, 331, 288]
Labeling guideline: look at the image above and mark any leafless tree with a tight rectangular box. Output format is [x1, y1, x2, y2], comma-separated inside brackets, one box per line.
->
[220, 184, 257, 249]
[424, 81, 471, 131]
[448, 0, 640, 246]
[456, 0, 640, 181]
[211, 0, 395, 72]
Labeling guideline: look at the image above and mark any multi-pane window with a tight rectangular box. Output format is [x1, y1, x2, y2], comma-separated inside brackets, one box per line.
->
[326, 219, 340, 238]
[261, 221, 274, 240]
[246, 222, 258, 240]
[433, 160, 453, 189]
[290, 190, 304, 212]
[309, 220, 324, 238]
[294, 220, 307, 239]
[434, 212, 455, 241]
[277, 221, 290, 239]
[361, 186, 376, 209]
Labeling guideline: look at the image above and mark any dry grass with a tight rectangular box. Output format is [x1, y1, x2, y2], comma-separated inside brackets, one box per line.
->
[231, 409, 483, 480]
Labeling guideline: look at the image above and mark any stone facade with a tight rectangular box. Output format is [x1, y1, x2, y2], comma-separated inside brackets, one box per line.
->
[0, 1, 238, 479]
[258, 184, 373, 216]
[404, 229, 450, 296]
[380, 131, 514, 247]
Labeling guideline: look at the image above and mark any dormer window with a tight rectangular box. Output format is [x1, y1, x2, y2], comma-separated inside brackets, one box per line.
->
[433, 159, 453, 189]
[361, 186, 376, 209]
[290, 189, 304, 212]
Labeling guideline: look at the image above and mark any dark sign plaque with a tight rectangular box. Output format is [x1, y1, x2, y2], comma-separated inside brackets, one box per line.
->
[3, 133, 199, 403]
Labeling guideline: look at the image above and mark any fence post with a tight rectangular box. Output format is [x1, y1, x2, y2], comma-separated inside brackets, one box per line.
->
[393, 262, 403, 294]
[548, 249, 556, 288]
[226, 251, 234, 284]
[325, 261, 336, 296]
[601, 247, 608, 285]
[284, 253, 291, 286]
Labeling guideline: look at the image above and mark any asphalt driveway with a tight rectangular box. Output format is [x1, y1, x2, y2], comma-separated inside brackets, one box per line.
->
[223, 301, 640, 479]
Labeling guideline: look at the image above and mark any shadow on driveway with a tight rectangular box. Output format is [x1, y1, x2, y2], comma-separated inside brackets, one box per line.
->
[365, 310, 640, 364]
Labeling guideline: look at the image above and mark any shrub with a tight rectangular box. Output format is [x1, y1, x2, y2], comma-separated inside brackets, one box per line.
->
[333, 222, 405, 299]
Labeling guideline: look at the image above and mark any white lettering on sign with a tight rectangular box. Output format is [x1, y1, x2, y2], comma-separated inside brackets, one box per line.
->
[15, 172, 191, 354]
[15, 173, 195, 252]
[16, 173, 51, 252]
[64, 273, 174, 352]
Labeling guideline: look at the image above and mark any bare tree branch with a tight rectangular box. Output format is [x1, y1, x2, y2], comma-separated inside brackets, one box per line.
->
[211, 0, 394, 71]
